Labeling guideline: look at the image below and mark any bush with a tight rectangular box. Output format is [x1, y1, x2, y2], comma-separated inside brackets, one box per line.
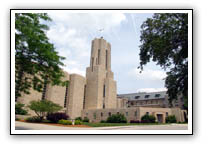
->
[75, 117, 82, 121]
[141, 114, 156, 123]
[58, 119, 72, 125]
[15, 103, 28, 115]
[42, 120, 51, 123]
[47, 112, 69, 123]
[25, 116, 42, 123]
[75, 120, 82, 125]
[166, 115, 177, 123]
[106, 113, 127, 123]
[130, 120, 140, 123]
[83, 117, 89, 122]
[28, 100, 63, 120]
[15, 118, 20, 121]
[100, 120, 106, 123]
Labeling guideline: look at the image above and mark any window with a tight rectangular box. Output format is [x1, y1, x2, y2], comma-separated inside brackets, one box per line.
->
[98, 49, 100, 64]
[103, 103, 105, 109]
[166, 112, 168, 117]
[101, 112, 103, 117]
[155, 94, 161, 98]
[103, 85, 105, 97]
[146, 112, 149, 115]
[135, 111, 137, 116]
[126, 112, 128, 116]
[145, 95, 150, 98]
[91, 57, 94, 71]
[93, 113, 96, 119]
[42, 80, 47, 100]
[109, 112, 111, 117]
[83, 85, 86, 109]
[64, 83, 69, 108]
[135, 96, 140, 99]
[117, 112, 119, 115]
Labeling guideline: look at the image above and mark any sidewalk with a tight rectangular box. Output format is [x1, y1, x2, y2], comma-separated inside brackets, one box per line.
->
[15, 121, 188, 130]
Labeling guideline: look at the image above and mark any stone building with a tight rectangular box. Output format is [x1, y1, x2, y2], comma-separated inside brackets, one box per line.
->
[16, 37, 187, 123]
[117, 91, 185, 109]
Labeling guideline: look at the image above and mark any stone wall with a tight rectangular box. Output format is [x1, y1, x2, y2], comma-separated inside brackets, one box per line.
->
[66, 74, 86, 119]
[47, 71, 69, 108]
[81, 107, 186, 123]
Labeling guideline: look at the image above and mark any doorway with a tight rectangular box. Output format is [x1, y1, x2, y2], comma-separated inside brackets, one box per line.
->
[157, 114, 163, 123]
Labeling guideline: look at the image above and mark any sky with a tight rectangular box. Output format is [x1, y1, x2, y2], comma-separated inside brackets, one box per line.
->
[46, 11, 167, 94]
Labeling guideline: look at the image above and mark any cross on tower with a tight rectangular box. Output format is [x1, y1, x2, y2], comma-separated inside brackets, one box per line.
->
[98, 28, 104, 38]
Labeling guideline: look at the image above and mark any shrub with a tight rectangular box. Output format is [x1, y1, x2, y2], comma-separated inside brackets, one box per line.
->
[141, 114, 156, 123]
[15, 103, 28, 115]
[83, 117, 89, 123]
[100, 120, 106, 123]
[15, 118, 20, 121]
[75, 120, 82, 125]
[106, 113, 127, 123]
[42, 120, 51, 123]
[47, 112, 69, 123]
[25, 116, 42, 123]
[166, 115, 177, 123]
[75, 117, 82, 121]
[28, 100, 62, 120]
[58, 119, 72, 125]
[130, 120, 140, 123]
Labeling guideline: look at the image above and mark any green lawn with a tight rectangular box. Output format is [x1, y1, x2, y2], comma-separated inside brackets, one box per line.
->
[82, 122, 168, 127]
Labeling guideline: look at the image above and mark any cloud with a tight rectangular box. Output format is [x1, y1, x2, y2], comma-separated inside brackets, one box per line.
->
[48, 12, 126, 37]
[137, 88, 167, 93]
[130, 68, 167, 81]
[46, 12, 126, 78]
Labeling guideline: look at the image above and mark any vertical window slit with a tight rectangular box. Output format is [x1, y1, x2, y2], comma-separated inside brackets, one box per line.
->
[83, 85, 86, 109]
[64, 83, 68, 108]
[42, 80, 47, 100]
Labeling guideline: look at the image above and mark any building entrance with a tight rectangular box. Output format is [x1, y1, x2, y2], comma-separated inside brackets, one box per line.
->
[157, 114, 163, 123]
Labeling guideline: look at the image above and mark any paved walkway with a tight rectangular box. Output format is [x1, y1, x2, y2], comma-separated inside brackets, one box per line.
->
[15, 121, 188, 130]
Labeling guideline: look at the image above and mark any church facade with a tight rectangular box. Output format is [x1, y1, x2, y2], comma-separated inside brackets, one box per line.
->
[17, 37, 187, 123]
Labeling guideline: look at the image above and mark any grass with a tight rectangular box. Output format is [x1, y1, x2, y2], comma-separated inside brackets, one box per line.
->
[82, 122, 167, 127]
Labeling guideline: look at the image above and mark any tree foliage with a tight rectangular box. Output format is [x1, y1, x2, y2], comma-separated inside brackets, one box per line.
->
[138, 13, 188, 109]
[15, 13, 66, 98]
[28, 99, 62, 120]
[15, 103, 28, 115]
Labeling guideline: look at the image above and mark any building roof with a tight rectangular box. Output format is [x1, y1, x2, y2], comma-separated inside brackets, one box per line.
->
[117, 91, 167, 101]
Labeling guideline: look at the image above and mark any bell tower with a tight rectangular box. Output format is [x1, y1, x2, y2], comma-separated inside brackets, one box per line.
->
[84, 37, 117, 109]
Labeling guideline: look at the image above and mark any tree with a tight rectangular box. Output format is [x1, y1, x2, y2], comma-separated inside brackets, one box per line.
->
[15, 103, 28, 115]
[138, 13, 188, 109]
[15, 13, 66, 99]
[28, 100, 62, 120]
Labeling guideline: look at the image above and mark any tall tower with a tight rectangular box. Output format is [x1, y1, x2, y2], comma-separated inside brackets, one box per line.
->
[84, 37, 117, 109]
